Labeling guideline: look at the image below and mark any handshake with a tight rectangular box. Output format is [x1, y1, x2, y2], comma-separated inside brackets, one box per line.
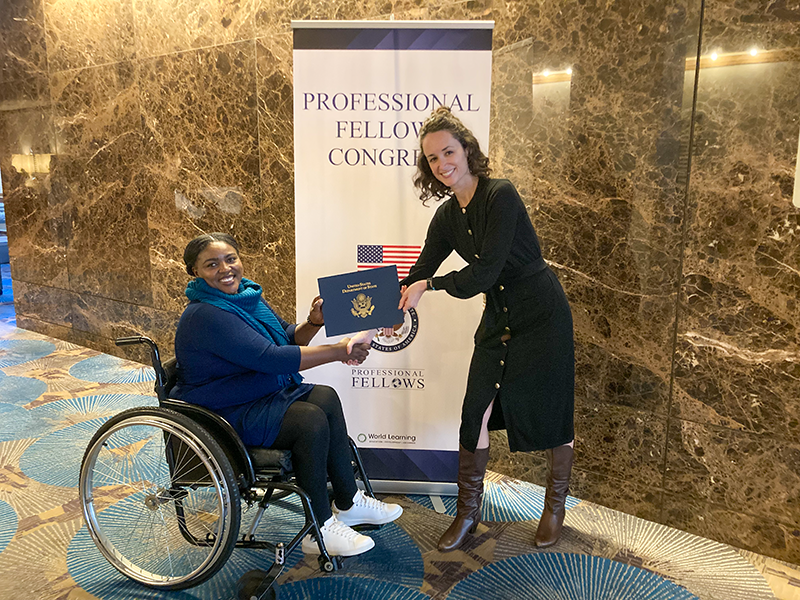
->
[339, 327, 398, 366]
[340, 329, 378, 366]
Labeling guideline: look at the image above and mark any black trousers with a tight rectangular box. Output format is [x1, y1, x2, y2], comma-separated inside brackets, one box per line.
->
[270, 385, 357, 523]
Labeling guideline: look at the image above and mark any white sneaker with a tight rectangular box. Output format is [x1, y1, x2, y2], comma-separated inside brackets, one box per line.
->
[301, 515, 375, 557]
[332, 489, 403, 526]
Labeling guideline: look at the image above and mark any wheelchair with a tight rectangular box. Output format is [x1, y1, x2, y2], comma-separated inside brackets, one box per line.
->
[78, 335, 376, 598]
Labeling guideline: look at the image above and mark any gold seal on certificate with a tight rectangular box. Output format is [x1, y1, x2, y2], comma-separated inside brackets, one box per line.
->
[351, 294, 376, 318]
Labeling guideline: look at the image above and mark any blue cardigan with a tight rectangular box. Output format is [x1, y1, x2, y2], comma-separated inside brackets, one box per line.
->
[170, 301, 313, 447]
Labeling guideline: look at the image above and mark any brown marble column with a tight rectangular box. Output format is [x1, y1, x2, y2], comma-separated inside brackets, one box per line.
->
[667, 1, 800, 561]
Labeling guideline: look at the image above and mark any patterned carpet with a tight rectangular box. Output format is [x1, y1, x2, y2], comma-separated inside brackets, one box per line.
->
[0, 320, 798, 600]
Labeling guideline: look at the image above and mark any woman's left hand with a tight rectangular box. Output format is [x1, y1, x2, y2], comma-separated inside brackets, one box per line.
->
[308, 295, 324, 326]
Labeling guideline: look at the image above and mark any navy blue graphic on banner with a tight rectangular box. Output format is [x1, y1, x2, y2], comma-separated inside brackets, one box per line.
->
[294, 28, 492, 51]
[359, 448, 459, 482]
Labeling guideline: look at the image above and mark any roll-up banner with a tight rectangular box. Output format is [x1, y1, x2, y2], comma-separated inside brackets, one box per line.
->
[292, 20, 493, 494]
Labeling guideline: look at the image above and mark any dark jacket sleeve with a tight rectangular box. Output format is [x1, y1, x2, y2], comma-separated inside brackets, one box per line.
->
[185, 304, 302, 375]
[432, 181, 520, 299]
[401, 205, 454, 287]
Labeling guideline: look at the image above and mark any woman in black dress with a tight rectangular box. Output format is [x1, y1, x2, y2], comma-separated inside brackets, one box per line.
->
[398, 106, 575, 551]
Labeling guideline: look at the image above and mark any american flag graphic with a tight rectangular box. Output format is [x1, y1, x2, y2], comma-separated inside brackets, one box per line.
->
[357, 244, 422, 280]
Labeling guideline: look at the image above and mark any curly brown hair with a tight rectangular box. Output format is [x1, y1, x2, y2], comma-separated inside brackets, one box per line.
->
[413, 106, 491, 204]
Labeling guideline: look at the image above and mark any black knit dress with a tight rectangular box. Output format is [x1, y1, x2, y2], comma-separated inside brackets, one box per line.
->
[401, 177, 574, 453]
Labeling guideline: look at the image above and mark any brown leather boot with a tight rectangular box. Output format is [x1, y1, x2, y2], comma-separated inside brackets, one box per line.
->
[437, 445, 490, 552]
[534, 444, 574, 548]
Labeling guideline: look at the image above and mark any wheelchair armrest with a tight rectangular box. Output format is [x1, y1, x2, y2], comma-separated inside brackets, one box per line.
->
[161, 399, 256, 488]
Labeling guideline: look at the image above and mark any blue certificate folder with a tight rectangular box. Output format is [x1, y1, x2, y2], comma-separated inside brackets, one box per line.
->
[318, 266, 406, 337]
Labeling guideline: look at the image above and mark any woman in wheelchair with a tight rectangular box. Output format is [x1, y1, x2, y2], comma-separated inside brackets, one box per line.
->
[170, 232, 402, 557]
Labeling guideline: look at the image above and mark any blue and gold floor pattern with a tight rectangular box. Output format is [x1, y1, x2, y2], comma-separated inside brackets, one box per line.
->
[0, 323, 797, 600]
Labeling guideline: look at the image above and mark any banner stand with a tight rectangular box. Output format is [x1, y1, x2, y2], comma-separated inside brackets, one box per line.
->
[292, 20, 493, 495]
[368, 480, 457, 496]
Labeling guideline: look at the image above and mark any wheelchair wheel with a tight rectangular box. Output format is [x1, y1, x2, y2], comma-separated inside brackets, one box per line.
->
[79, 407, 241, 589]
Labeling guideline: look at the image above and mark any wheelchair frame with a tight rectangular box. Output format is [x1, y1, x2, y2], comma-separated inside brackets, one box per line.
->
[78, 335, 376, 596]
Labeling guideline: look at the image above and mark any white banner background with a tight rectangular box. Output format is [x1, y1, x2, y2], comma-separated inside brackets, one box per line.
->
[293, 23, 492, 477]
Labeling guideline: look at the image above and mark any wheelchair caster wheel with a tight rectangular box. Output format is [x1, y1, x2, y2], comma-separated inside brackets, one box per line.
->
[319, 555, 342, 572]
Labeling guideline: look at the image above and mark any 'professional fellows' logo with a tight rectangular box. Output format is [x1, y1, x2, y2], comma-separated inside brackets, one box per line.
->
[370, 307, 419, 352]
[351, 368, 425, 390]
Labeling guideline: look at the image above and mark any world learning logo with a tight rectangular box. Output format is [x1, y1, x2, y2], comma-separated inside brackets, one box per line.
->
[370, 308, 419, 352]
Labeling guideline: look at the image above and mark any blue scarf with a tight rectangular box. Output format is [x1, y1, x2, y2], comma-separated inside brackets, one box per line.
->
[185, 277, 302, 387]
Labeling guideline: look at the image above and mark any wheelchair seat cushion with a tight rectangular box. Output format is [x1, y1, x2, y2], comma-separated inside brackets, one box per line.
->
[247, 446, 294, 473]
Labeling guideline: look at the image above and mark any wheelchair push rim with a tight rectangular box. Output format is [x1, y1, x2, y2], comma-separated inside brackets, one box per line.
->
[79, 409, 241, 589]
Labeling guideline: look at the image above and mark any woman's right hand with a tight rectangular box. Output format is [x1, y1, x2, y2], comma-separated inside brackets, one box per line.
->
[398, 280, 427, 311]
[347, 329, 377, 354]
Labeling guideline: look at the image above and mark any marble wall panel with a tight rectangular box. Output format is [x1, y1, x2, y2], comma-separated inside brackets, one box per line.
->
[70, 327, 141, 361]
[525, 0, 694, 388]
[71, 293, 178, 342]
[139, 41, 263, 313]
[54, 149, 153, 305]
[47, 60, 153, 305]
[532, 5, 689, 272]
[0, 108, 67, 289]
[14, 315, 73, 346]
[44, 0, 135, 73]
[65, 326, 151, 363]
[71, 293, 179, 363]
[660, 492, 800, 565]
[12, 280, 74, 329]
[133, 0, 256, 59]
[490, 39, 534, 201]
[0, 74, 49, 112]
[487, 430, 546, 481]
[253, 0, 428, 33]
[674, 3, 800, 445]
[488, 428, 663, 521]
[0, 0, 48, 87]
[570, 469, 663, 522]
[576, 340, 671, 414]
[255, 35, 296, 318]
[574, 399, 667, 490]
[673, 283, 800, 439]
[665, 419, 800, 527]
[50, 61, 141, 158]
[483, 1, 696, 496]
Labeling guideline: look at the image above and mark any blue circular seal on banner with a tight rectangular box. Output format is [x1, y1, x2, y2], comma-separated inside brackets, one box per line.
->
[371, 308, 418, 352]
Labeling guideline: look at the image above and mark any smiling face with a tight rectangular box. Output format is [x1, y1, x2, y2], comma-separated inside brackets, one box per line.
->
[422, 130, 474, 195]
[193, 241, 243, 294]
